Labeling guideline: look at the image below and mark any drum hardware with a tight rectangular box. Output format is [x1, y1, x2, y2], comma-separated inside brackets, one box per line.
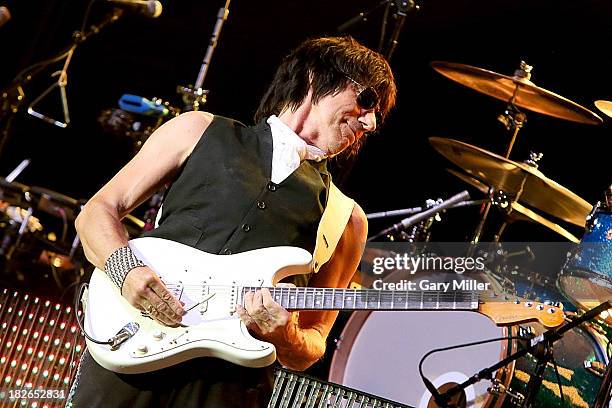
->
[487, 378, 524, 406]
[425, 301, 610, 408]
[336, 0, 420, 61]
[26, 9, 125, 128]
[432, 61, 600, 243]
[446, 168, 581, 243]
[0, 8, 125, 160]
[368, 190, 470, 241]
[595, 100, 612, 119]
[594, 360, 612, 408]
[585, 360, 607, 377]
[558, 187, 612, 325]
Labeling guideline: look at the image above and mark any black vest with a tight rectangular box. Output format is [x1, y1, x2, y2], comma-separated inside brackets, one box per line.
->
[144, 116, 330, 256]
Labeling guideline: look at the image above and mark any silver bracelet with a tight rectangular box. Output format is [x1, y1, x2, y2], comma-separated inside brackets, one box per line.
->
[104, 246, 145, 291]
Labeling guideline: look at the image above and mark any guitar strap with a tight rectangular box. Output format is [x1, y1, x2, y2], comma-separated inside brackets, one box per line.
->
[311, 182, 355, 273]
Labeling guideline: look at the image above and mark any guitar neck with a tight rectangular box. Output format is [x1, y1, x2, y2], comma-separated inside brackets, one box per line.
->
[241, 287, 479, 311]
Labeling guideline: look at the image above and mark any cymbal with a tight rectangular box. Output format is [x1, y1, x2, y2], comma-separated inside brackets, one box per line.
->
[446, 168, 580, 242]
[432, 61, 603, 125]
[430, 137, 592, 227]
[29, 186, 81, 219]
[594, 100, 612, 118]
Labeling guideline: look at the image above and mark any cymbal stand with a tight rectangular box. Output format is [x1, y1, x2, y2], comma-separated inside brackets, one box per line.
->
[177, 0, 230, 111]
[471, 61, 531, 243]
[26, 9, 124, 128]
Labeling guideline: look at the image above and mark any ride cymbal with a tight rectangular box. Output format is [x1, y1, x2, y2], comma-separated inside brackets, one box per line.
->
[446, 168, 580, 242]
[432, 61, 602, 125]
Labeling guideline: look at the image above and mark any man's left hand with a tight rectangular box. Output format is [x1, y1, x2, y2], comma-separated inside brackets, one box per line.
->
[235, 285, 297, 344]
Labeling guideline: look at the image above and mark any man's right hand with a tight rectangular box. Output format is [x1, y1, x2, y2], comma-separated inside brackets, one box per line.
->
[121, 266, 185, 326]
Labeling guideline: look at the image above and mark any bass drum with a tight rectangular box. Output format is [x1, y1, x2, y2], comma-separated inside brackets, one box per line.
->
[329, 309, 513, 407]
[505, 321, 610, 408]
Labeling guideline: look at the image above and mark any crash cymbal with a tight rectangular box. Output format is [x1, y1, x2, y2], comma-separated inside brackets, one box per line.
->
[594, 100, 612, 119]
[430, 137, 592, 227]
[447, 168, 580, 242]
[432, 61, 603, 125]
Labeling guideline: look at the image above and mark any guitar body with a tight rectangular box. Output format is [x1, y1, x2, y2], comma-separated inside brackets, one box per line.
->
[84, 237, 313, 374]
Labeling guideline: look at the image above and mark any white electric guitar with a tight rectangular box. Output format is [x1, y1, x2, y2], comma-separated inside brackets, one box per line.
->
[83, 237, 565, 374]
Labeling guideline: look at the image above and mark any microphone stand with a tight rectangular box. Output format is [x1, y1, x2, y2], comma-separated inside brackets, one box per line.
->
[430, 301, 612, 408]
[177, 0, 231, 111]
[336, 0, 420, 61]
[366, 199, 485, 220]
[368, 190, 470, 241]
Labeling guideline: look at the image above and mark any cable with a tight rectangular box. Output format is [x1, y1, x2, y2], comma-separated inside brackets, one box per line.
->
[419, 335, 527, 407]
[74, 282, 113, 345]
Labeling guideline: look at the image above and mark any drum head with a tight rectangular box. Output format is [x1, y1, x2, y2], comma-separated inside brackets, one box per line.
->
[329, 310, 511, 408]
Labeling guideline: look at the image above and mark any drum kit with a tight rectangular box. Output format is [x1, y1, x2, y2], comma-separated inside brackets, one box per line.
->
[332, 61, 612, 407]
[0, 170, 145, 298]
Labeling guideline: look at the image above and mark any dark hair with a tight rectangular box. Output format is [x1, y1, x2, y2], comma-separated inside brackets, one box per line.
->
[255, 36, 397, 126]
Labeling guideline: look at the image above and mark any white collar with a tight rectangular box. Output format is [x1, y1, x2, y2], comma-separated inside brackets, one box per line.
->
[267, 115, 327, 162]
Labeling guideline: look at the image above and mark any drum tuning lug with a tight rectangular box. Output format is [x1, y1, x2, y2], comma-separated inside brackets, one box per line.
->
[536, 304, 544, 311]
[487, 379, 506, 396]
[524, 301, 533, 308]
[514, 299, 521, 304]
[334, 336, 343, 350]
[524, 152, 543, 169]
[517, 325, 535, 338]
[584, 360, 606, 377]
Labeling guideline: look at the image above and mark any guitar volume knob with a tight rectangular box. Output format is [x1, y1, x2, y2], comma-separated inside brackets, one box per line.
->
[152, 330, 165, 341]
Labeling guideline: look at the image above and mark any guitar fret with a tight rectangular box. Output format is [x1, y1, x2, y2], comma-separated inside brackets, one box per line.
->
[267, 286, 479, 312]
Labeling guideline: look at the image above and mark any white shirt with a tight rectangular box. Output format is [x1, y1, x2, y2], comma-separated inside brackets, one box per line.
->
[267, 115, 326, 183]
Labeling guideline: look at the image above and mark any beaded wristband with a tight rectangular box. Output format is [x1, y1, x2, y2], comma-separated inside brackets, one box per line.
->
[104, 246, 145, 291]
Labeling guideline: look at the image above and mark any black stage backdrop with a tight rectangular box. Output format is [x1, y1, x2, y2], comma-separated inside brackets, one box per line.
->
[1, 0, 611, 242]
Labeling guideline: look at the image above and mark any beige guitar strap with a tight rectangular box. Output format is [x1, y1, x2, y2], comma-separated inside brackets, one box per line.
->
[311, 182, 355, 273]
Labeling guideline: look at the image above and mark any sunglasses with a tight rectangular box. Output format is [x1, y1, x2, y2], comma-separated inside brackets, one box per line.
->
[345, 76, 380, 111]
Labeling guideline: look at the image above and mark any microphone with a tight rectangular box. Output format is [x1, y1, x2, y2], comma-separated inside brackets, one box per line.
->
[0, 6, 11, 28]
[369, 191, 470, 241]
[106, 0, 162, 18]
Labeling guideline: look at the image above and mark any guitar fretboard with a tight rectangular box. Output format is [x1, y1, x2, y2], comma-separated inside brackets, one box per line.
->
[269, 368, 413, 408]
[241, 287, 479, 311]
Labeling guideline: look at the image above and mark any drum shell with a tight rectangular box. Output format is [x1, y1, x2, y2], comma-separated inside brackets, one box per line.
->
[504, 322, 609, 408]
[559, 209, 612, 323]
[329, 270, 514, 408]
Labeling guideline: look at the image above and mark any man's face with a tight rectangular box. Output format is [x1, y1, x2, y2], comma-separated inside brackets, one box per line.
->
[308, 83, 377, 156]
